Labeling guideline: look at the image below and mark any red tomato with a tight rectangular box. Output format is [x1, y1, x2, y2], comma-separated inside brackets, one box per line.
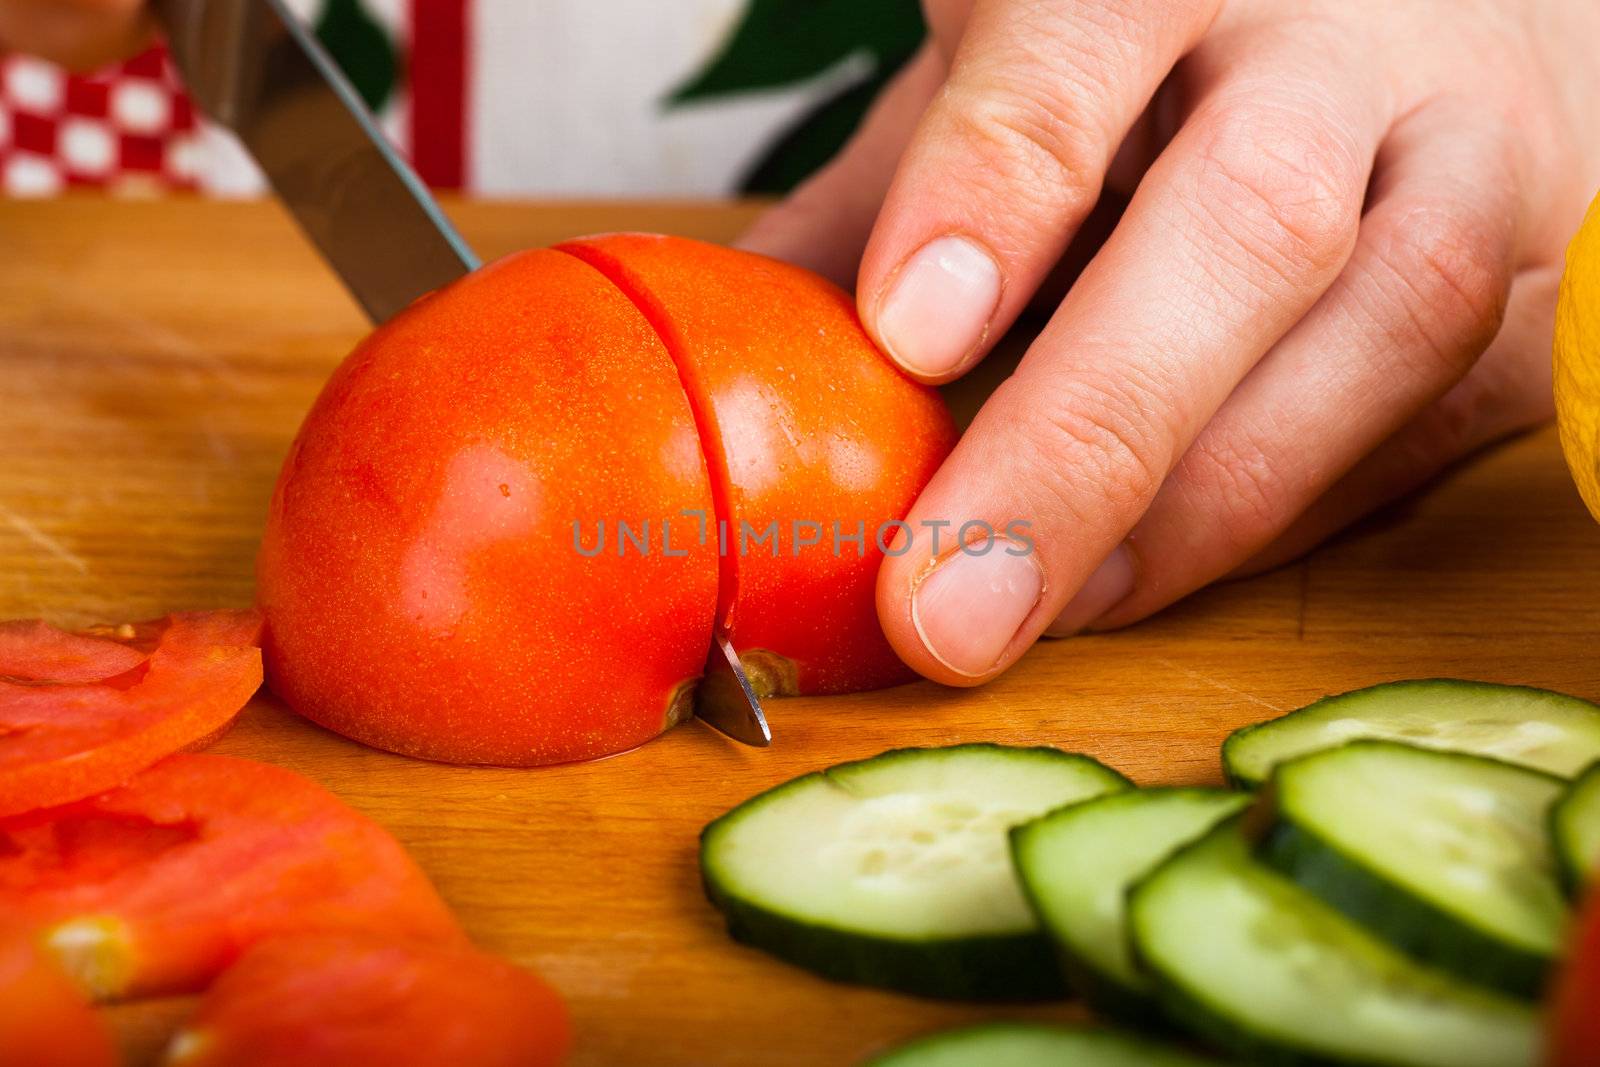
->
[162, 933, 570, 1067]
[561, 235, 956, 695]
[0, 922, 117, 1067]
[260, 237, 955, 765]
[258, 248, 719, 766]
[0, 619, 146, 682]
[0, 611, 263, 817]
[0, 754, 461, 1000]
[1550, 885, 1600, 1066]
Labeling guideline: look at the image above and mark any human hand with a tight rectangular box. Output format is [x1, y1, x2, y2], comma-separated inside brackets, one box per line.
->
[0, 0, 150, 72]
[741, 0, 1600, 684]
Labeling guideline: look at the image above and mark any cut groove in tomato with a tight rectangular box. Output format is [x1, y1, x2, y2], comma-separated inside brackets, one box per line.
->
[0, 611, 264, 817]
[0, 754, 462, 1000]
[162, 933, 570, 1067]
[558, 235, 956, 696]
[557, 240, 743, 630]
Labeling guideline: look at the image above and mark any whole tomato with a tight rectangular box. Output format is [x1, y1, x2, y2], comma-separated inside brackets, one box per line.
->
[258, 238, 953, 765]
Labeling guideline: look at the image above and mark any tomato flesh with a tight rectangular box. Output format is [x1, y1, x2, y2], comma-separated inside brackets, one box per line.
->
[0, 611, 263, 817]
[0, 923, 117, 1067]
[0, 620, 146, 683]
[0, 753, 461, 999]
[163, 933, 570, 1067]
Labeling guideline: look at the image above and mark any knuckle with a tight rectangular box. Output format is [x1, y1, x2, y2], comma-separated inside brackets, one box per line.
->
[1178, 431, 1295, 551]
[1390, 371, 1500, 477]
[944, 75, 1106, 212]
[1390, 408, 1472, 477]
[1006, 367, 1171, 520]
[1191, 100, 1363, 281]
[1379, 206, 1511, 372]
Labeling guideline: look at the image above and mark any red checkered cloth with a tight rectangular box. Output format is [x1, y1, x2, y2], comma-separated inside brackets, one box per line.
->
[0, 44, 201, 196]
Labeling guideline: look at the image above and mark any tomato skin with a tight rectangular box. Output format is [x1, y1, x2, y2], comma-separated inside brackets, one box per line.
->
[257, 248, 719, 766]
[0, 611, 263, 817]
[0, 924, 118, 1067]
[561, 234, 957, 696]
[1550, 885, 1600, 1067]
[0, 754, 461, 1000]
[163, 934, 570, 1067]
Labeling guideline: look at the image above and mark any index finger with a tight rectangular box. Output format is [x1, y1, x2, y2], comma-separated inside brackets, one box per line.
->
[879, 44, 1384, 683]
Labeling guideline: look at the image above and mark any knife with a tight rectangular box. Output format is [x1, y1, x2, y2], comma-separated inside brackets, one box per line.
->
[697, 633, 773, 747]
[156, 0, 771, 745]
[155, 0, 476, 322]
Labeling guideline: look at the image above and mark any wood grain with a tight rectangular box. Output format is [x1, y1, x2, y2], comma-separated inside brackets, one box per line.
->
[3, 198, 1599, 1066]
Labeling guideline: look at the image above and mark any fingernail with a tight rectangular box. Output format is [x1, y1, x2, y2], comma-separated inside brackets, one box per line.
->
[874, 235, 1001, 378]
[910, 540, 1044, 677]
[1046, 546, 1135, 637]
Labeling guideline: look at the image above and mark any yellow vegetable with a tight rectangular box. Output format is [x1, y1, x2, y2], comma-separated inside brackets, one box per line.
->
[1556, 191, 1600, 524]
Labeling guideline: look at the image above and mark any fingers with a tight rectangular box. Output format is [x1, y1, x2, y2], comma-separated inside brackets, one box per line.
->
[0, 0, 151, 72]
[1065, 98, 1525, 632]
[857, 0, 1221, 382]
[735, 45, 945, 289]
[877, 42, 1380, 684]
[1237, 263, 1558, 580]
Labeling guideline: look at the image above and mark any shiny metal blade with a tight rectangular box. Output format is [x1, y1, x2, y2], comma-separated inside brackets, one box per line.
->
[695, 633, 772, 747]
[156, 0, 477, 323]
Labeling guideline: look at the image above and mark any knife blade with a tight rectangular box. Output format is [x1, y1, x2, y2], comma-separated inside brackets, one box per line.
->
[155, 0, 478, 322]
[695, 632, 773, 747]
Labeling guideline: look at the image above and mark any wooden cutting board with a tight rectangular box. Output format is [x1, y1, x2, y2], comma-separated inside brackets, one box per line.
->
[3, 197, 1598, 1066]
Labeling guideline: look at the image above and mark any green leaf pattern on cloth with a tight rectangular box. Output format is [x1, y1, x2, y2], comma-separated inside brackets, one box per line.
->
[315, 0, 400, 116]
[670, 0, 926, 193]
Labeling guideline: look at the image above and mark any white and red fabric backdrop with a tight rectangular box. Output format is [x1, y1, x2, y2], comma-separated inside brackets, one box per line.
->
[0, 0, 840, 197]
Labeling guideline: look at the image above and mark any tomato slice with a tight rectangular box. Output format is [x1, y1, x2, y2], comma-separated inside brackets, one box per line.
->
[0, 611, 264, 817]
[162, 933, 570, 1067]
[0, 753, 462, 1000]
[1549, 884, 1600, 1067]
[0, 922, 118, 1067]
[0, 620, 148, 683]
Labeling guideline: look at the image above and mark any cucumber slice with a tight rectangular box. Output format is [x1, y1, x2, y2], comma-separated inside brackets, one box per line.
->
[1552, 759, 1600, 895]
[1259, 739, 1566, 999]
[1224, 679, 1600, 787]
[1129, 817, 1540, 1067]
[700, 744, 1130, 999]
[1010, 788, 1248, 1020]
[860, 1022, 1217, 1067]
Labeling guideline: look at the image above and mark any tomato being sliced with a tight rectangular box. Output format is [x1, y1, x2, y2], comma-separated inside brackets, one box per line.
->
[558, 234, 957, 697]
[0, 922, 118, 1067]
[1549, 884, 1600, 1067]
[161, 933, 570, 1067]
[0, 753, 462, 1000]
[0, 610, 264, 817]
